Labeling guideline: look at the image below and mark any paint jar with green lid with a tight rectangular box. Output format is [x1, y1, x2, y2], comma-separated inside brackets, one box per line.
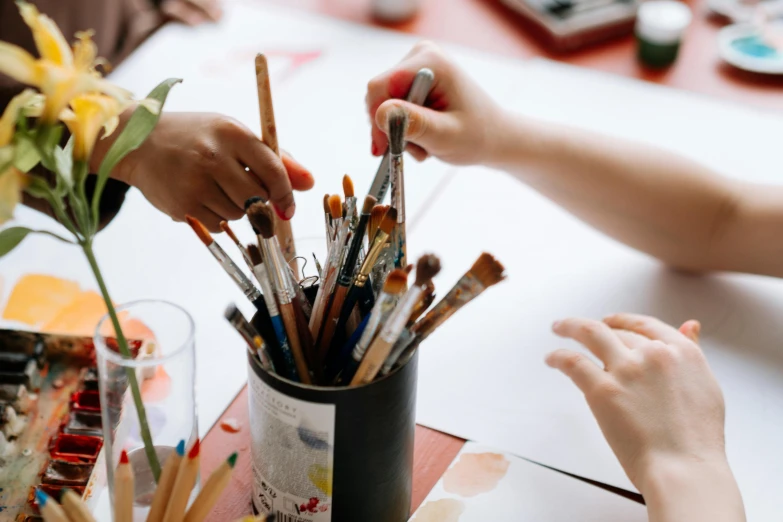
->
[635, 1, 693, 68]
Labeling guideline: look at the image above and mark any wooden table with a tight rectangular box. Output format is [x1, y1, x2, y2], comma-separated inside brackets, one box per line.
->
[202, 1, 783, 519]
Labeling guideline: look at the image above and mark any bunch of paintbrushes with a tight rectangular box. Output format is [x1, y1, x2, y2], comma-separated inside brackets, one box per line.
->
[35, 439, 266, 522]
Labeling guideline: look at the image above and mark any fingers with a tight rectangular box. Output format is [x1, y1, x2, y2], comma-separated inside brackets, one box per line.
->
[281, 152, 315, 191]
[235, 136, 296, 220]
[545, 349, 607, 394]
[217, 160, 270, 209]
[604, 313, 692, 346]
[195, 205, 229, 232]
[186, 0, 223, 21]
[552, 318, 627, 367]
[406, 142, 429, 162]
[375, 99, 459, 156]
[204, 180, 244, 225]
[679, 319, 701, 343]
[613, 329, 650, 349]
[160, 0, 211, 25]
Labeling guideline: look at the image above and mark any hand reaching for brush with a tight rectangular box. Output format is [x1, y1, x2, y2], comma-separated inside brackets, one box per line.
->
[547, 314, 745, 522]
[92, 112, 314, 232]
[366, 41, 504, 165]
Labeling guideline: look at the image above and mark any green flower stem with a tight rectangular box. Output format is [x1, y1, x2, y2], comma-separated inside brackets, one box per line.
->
[82, 240, 162, 481]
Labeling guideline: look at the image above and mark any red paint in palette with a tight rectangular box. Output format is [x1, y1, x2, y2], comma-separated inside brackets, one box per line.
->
[50, 434, 102, 463]
[70, 390, 101, 411]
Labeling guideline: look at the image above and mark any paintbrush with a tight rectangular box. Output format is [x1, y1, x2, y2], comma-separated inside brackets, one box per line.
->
[309, 195, 349, 339]
[351, 255, 440, 385]
[186, 215, 265, 312]
[247, 200, 312, 384]
[333, 268, 408, 385]
[335, 208, 397, 329]
[323, 194, 332, 249]
[368, 204, 388, 244]
[220, 220, 253, 270]
[343, 174, 356, 221]
[412, 253, 506, 342]
[224, 304, 276, 373]
[380, 283, 434, 377]
[318, 195, 377, 359]
[367, 68, 435, 202]
[146, 440, 185, 522]
[256, 54, 297, 271]
[387, 107, 408, 269]
[233, 516, 276, 522]
[183, 452, 238, 522]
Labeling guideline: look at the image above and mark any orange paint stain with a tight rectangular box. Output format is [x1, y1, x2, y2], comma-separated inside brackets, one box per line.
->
[3, 274, 82, 327]
[442, 452, 510, 498]
[43, 291, 110, 336]
[411, 499, 465, 522]
[141, 365, 171, 402]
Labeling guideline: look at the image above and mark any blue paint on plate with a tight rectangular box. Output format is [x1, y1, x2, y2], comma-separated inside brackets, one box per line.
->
[731, 35, 779, 58]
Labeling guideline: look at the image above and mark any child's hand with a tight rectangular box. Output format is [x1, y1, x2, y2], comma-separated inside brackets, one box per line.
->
[546, 314, 727, 492]
[93, 112, 314, 231]
[366, 41, 504, 166]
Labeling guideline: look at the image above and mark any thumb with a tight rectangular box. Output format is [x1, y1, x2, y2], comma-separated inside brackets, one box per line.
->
[376, 99, 459, 157]
[679, 319, 701, 343]
[282, 151, 315, 191]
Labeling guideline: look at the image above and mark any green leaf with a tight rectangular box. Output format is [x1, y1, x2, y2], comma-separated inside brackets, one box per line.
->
[53, 138, 74, 195]
[0, 227, 32, 257]
[0, 146, 13, 173]
[12, 133, 41, 172]
[0, 226, 75, 258]
[91, 78, 181, 229]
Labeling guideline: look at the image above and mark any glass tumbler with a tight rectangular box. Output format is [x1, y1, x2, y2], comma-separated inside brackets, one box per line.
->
[95, 299, 198, 521]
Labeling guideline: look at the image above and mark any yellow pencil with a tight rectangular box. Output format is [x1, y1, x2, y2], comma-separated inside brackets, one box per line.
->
[162, 438, 201, 522]
[35, 490, 69, 522]
[147, 440, 186, 522]
[183, 452, 238, 522]
[115, 449, 135, 522]
[61, 489, 97, 522]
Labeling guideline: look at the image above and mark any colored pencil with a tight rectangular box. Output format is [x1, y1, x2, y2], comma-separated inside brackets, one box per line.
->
[60, 489, 97, 522]
[36, 490, 69, 522]
[183, 452, 238, 522]
[162, 439, 201, 522]
[147, 440, 186, 522]
[115, 449, 134, 522]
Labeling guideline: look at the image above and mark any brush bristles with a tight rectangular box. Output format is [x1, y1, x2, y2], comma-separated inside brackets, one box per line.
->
[387, 107, 408, 156]
[328, 194, 342, 220]
[224, 303, 241, 322]
[471, 253, 507, 288]
[323, 194, 330, 215]
[404, 264, 413, 274]
[343, 174, 354, 199]
[379, 208, 398, 235]
[414, 254, 441, 287]
[220, 221, 241, 244]
[246, 201, 276, 239]
[186, 215, 213, 246]
[247, 244, 263, 266]
[361, 195, 377, 215]
[369, 205, 387, 238]
[244, 196, 264, 211]
[383, 269, 409, 295]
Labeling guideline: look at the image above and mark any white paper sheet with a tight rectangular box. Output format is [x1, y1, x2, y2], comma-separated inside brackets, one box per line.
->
[409, 442, 646, 522]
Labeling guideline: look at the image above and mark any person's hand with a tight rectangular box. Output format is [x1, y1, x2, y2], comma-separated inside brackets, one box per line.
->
[160, 0, 223, 26]
[366, 41, 505, 166]
[95, 112, 314, 231]
[546, 314, 728, 492]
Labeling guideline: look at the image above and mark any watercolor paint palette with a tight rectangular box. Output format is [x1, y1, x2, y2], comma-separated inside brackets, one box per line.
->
[0, 329, 144, 520]
[410, 442, 646, 522]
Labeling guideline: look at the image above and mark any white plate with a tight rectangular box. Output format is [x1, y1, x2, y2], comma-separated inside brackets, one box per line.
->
[718, 23, 783, 73]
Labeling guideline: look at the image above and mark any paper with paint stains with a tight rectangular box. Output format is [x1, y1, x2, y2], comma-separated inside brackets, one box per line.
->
[410, 443, 646, 521]
[409, 62, 783, 522]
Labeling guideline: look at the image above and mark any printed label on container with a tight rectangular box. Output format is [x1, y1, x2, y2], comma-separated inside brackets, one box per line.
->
[248, 369, 335, 522]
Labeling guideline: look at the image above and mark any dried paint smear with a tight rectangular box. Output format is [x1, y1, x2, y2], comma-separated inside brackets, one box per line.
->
[443, 452, 510, 498]
[411, 499, 465, 522]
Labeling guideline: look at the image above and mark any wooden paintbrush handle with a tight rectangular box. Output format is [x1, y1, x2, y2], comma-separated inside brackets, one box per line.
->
[317, 285, 348, 360]
[279, 303, 312, 384]
[255, 54, 297, 269]
[350, 337, 395, 386]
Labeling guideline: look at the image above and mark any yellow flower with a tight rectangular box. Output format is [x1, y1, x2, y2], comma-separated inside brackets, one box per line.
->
[0, 2, 132, 124]
[0, 90, 42, 224]
[0, 89, 43, 148]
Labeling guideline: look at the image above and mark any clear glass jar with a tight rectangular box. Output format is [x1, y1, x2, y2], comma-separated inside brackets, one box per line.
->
[95, 299, 198, 521]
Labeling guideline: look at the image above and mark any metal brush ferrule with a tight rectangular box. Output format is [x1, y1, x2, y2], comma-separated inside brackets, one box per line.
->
[209, 242, 262, 302]
[355, 232, 389, 284]
[259, 237, 292, 304]
[390, 154, 405, 223]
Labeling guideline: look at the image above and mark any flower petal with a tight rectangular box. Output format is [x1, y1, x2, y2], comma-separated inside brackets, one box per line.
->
[73, 31, 98, 72]
[0, 41, 42, 86]
[0, 167, 25, 225]
[0, 89, 41, 147]
[18, 1, 73, 67]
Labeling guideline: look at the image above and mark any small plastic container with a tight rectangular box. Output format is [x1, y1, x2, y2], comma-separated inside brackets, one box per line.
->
[635, 1, 693, 68]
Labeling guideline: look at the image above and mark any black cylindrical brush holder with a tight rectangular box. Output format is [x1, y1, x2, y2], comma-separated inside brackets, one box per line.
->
[247, 313, 418, 522]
